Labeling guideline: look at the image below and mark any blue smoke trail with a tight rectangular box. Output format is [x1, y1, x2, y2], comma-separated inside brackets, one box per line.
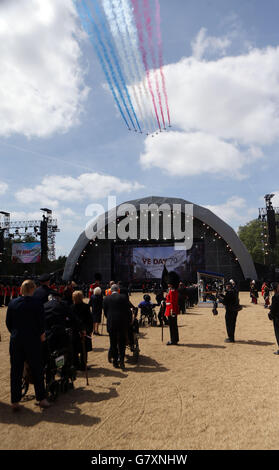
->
[91, 0, 142, 133]
[103, 0, 146, 131]
[84, 0, 136, 131]
[76, 1, 131, 130]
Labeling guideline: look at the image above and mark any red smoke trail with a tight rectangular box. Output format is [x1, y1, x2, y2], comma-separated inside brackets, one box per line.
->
[143, 0, 165, 129]
[155, 0, 171, 127]
[131, 0, 161, 130]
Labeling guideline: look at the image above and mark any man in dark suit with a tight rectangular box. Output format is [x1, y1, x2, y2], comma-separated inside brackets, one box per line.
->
[33, 273, 57, 305]
[6, 280, 50, 411]
[219, 282, 239, 343]
[103, 284, 131, 370]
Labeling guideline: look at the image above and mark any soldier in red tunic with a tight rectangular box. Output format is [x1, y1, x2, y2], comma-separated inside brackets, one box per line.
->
[11, 285, 18, 300]
[17, 285, 21, 297]
[89, 273, 102, 299]
[59, 284, 65, 295]
[4, 284, 11, 306]
[165, 271, 180, 345]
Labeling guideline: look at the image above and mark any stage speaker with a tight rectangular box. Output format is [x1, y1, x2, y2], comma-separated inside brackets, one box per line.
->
[267, 209, 277, 248]
[40, 220, 48, 257]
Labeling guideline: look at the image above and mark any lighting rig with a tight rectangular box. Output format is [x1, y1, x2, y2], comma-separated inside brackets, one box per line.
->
[0, 208, 59, 262]
[258, 194, 279, 264]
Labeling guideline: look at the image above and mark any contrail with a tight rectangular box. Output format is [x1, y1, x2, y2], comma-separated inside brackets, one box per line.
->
[0, 141, 96, 173]
[78, 0, 131, 130]
[85, 0, 135, 130]
[117, 0, 154, 132]
[143, 0, 165, 129]
[131, 0, 161, 131]
[91, 0, 142, 132]
[155, 0, 171, 127]
[121, 0, 157, 132]
[102, 0, 146, 131]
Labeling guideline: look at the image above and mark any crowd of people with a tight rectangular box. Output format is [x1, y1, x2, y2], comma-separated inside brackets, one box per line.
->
[3, 270, 279, 412]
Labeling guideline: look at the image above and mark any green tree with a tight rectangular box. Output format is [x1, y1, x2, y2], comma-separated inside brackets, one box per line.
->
[238, 219, 279, 265]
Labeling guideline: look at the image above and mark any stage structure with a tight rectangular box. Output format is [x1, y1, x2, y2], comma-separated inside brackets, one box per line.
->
[63, 196, 257, 284]
[258, 194, 279, 265]
[0, 209, 59, 262]
[197, 270, 225, 308]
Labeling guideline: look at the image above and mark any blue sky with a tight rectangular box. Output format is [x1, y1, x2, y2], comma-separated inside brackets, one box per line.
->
[1, 0, 279, 257]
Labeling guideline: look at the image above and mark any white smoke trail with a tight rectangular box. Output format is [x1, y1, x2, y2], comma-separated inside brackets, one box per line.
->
[102, 0, 147, 131]
[121, 0, 157, 132]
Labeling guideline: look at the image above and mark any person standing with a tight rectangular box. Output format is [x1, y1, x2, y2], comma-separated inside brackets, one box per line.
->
[220, 282, 239, 343]
[165, 272, 180, 345]
[103, 284, 131, 369]
[88, 274, 102, 300]
[6, 280, 50, 411]
[268, 283, 279, 354]
[264, 283, 271, 308]
[4, 284, 11, 306]
[89, 286, 103, 335]
[11, 284, 18, 300]
[178, 281, 187, 314]
[71, 291, 93, 370]
[105, 281, 115, 296]
[33, 273, 57, 305]
[250, 281, 258, 304]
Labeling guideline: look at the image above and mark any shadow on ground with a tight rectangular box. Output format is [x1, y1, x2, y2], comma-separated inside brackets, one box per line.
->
[177, 343, 226, 349]
[125, 354, 169, 373]
[236, 339, 275, 346]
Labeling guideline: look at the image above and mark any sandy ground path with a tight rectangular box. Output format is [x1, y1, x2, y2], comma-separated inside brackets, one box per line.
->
[1, 292, 279, 450]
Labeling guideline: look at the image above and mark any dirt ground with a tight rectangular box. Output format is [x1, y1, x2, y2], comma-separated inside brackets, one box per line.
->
[1, 291, 279, 450]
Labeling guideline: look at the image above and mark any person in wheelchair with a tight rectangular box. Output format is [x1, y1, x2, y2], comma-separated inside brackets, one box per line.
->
[138, 294, 157, 326]
[43, 292, 79, 397]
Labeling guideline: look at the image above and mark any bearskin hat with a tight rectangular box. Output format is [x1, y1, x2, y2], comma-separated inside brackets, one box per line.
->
[167, 271, 180, 289]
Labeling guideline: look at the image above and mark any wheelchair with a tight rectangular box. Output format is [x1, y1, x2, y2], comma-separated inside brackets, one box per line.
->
[127, 314, 140, 362]
[138, 304, 157, 327]
[44, 326, 77, 400]
[107, 310, 140, 364]
[21, 326, 77, 401]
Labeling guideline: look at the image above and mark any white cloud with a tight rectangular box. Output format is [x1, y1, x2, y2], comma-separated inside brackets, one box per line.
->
[140, 131, 253, 178]
[0, 0, 89, 138]
[0, 181, 8, 195]
[15, 172, 144, 207]
[140, 43, 279, 177]
[191, 28, 231, 60]
[166, 47, 279, 145]
[205, 196, 257, 227]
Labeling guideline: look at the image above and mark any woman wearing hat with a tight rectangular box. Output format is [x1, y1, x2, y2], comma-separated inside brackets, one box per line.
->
[165, 271, 180, 345]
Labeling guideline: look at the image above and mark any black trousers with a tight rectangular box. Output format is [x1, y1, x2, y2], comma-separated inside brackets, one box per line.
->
[225, 310, 238, 341]
[273, 318, 279, 347]
[109, 329, 127, 364]
[0, 295, 3, 306]
[179, 301, 186, 314]
[9, 338, 46, 404]
[168, 315, 179, 344]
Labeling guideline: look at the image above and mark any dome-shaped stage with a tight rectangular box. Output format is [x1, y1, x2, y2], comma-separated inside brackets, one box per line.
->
[63, 196, 257, 283]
